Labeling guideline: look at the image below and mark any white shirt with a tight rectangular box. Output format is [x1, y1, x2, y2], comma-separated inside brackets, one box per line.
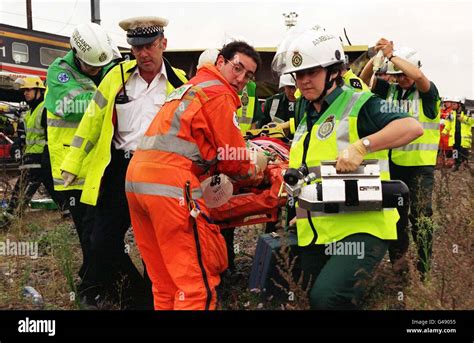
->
[113, 63, 168, 151]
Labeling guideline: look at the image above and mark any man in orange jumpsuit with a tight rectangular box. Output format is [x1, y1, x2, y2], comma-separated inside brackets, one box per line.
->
[126, 41, 264, 310]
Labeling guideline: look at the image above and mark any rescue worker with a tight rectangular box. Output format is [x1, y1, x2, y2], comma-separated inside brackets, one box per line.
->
[272, 28, 423, 309]
[3, 77, 64, 220]
[259, 74, 296, 128]
[60, 16, 188, 309]
[44, 22, 119, 302]
[196, 44, 263, 272]
[442, 97, 472, 170]
[125, 41, 266, 310]
[371, 41, 441, 276]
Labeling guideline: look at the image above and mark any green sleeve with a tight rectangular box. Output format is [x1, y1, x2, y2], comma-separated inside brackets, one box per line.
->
[419, 81, 440, 119]
[357, 95, 410, 138]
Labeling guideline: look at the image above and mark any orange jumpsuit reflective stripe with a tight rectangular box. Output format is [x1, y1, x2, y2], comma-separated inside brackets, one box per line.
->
[126, 65, 256, 310]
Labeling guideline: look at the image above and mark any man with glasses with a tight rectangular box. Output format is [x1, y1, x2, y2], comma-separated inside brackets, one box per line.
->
[60, 16, 188, 309]
[125, 41, 266, 310]
[370, 40, 440, 278]
[44, 22, 119, 305]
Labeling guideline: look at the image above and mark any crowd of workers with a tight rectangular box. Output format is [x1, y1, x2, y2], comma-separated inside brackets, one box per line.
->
[1, 16, 472, 310]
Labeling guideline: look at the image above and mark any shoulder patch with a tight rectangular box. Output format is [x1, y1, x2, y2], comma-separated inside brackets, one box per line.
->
[240, 93, 249, 107]
[233, 112, 240, 129]
[165, 84, 193, 102]
[57, 72, 70, 83]
[349, 78, 363, 90]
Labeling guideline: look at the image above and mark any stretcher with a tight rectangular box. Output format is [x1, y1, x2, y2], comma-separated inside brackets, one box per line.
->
[208, 136, 290, 228]
[209, 164, 288, 229]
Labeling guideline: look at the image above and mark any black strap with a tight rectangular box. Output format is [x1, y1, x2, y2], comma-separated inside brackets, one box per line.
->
[300, 110, 318, 246]
[184, 181, 213, 310]
[164, 58, 187, 89]
[301, 111, 314, 168]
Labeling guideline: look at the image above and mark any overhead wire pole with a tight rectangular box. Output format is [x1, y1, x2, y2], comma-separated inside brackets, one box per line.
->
[91, 0, 101, 25]
[26, 0, 33, 29]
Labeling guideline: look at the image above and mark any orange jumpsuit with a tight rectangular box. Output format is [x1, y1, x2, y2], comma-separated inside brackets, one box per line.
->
[126, 65, 256, 310]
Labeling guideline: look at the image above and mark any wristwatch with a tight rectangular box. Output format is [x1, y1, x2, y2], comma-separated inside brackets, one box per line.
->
[362, 138, 372, 152]
[388, 55, 396, 62]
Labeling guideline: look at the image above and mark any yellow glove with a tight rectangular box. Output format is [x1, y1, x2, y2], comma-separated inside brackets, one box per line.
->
[336, 139, 367, 173]
[61, 170, 77, 187]
[275, 121, 290, 130]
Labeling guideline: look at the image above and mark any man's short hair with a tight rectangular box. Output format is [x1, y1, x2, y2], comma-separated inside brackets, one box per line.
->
[219, 41, 262, 72]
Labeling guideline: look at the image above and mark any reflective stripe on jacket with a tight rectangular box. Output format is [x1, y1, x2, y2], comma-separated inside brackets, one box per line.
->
[60, 59, 188, 205]
[289, 88, 398, 246]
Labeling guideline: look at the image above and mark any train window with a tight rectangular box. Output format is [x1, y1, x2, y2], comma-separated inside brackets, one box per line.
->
[40, 47, 67, 66]
[12, 42, 29, 63]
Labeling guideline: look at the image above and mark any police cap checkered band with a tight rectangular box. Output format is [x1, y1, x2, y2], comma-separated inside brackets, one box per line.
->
[127, 25, 164, 39]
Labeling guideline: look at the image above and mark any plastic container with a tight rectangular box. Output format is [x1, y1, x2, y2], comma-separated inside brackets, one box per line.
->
[29, 198, 58, 210]
[23, 286, 44, 307]
[372, 50, 385, 72]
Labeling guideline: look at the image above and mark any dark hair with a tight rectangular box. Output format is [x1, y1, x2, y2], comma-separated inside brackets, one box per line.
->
[326, 62, 345, 87]
[219, 41, 262, 72]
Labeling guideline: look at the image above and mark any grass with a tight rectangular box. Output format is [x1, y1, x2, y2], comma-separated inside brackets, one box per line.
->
[0, 163, 472, 310]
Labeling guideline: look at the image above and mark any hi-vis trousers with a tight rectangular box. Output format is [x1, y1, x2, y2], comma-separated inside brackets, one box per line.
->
[126, 163, 228, 310]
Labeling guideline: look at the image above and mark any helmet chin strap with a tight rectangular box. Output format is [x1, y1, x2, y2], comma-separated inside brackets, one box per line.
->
[312, 68, 336, 104]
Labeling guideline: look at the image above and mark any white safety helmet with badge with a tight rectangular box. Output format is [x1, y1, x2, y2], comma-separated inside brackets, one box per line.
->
[70, 22, 120, 67]
[273, 27, 345, 103]
[386, 47, 421, 74]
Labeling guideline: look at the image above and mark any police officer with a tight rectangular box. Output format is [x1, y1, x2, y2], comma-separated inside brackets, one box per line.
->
[60, 16, 188, 309]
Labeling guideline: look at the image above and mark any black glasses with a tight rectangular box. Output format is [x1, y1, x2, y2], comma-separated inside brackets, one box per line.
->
[225, 59, 255, 81]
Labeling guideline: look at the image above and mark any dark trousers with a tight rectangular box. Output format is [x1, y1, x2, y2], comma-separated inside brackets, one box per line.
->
[453, 145, 469, 168]
[300, 234, 388, 309]
[41, 147, 67, 212]
[62, 189, 95, 280]
[221, 227, 236, 272]
[8, 149, 66, 215]
[8, 166, 43, 216]
[388, 163, 435, 275]
[81, 148, 153, 309]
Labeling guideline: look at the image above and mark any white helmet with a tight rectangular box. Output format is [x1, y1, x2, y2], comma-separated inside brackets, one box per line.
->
[386, 47, 422, 74]
[448, 96, 465, 104]
[273, 28, 344, 75]
[197, 48, 219, 69]
[70, 22, 119, 67]
[278, 74, 295, 88]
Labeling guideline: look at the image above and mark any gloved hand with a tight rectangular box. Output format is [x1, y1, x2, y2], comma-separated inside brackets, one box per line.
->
[336, 139, 367, 173]
[375, 38, 394, 58]
[255, 150, 269, 173]
[61, 170, 77, 187]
